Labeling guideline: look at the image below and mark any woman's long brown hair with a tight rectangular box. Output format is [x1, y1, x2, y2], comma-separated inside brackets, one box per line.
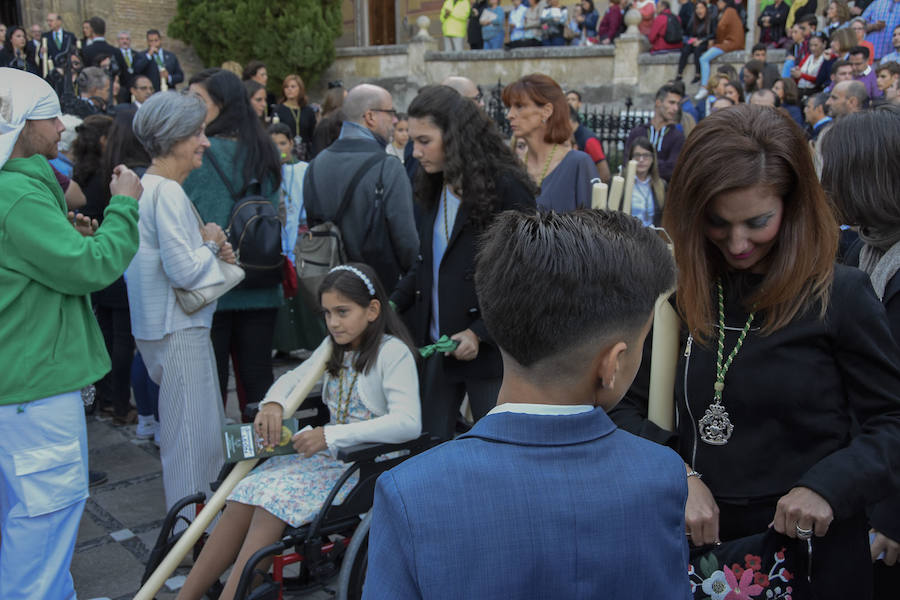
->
[662, 104, 838, 344]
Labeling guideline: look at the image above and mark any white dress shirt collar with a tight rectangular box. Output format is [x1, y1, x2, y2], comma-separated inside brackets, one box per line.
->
[487, 403, 594, 416]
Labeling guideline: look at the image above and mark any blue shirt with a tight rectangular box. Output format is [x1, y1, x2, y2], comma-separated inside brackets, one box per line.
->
[881, 50, 900, 64]
[49, 154, 73, 178]
[430, 186, 460, 342]
[863, 0, 900, 60]
[280, 161, 307, 263]
[630, 177, 655, 227]
[481, 6, 505, 41]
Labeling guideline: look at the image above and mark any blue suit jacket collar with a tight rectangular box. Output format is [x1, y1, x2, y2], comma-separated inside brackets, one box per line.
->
[458, 407, 617, 446]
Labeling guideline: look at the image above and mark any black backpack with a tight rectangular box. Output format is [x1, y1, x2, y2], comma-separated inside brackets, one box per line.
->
[206, 152, 283, 289]
[664, 13, 683, 44]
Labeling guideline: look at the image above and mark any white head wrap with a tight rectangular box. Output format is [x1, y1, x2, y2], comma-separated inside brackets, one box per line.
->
[0, 68, 62, 169]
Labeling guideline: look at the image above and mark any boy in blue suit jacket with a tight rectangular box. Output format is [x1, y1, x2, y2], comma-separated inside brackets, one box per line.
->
[364, 210, 692, 599]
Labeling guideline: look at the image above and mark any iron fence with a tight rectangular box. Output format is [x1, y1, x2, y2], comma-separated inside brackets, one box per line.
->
[485, 80, 652, 174]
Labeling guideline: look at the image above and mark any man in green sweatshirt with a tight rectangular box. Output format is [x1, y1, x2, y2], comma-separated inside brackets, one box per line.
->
[0, 68, 143, 600]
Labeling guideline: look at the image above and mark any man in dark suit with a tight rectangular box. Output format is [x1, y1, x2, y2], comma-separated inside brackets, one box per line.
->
[25, 24, 43, 73]
[81, 17, 117, 68]
[137, 29, 183, 91]
[366, 210, 691, 599]
[114, 30, 146, 103]
[42, 13, 77, 72]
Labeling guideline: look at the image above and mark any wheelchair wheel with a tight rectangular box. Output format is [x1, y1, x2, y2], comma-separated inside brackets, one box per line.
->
[336, 512, 371, 600]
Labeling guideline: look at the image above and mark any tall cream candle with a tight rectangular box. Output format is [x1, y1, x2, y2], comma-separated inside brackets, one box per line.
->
[622, 159, 637, 216]
[592, 181, 608, 210]
[41, 38, 48, 78]
[607, 175, 625, 212]
[647, 241, 679, 431]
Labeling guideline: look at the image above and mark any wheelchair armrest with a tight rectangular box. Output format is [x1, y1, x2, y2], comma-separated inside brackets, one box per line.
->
[336, 433, 440, 463]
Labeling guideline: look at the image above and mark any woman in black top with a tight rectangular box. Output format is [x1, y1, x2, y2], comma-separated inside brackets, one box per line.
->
[677, 0, 715, 83]
[392, 84, 536, 440]
[1, 26, 38, 74]
[271, 74, 316, 161]
[610, 104, 900, 600]
[822, 106, 900, 600]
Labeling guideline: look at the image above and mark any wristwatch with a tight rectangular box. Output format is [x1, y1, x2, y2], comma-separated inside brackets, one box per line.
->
[203, 240, 220, 256]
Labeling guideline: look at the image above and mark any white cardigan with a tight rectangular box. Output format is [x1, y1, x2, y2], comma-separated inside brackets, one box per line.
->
[126, 174, 224, 340]
[261, 335, 421, 454]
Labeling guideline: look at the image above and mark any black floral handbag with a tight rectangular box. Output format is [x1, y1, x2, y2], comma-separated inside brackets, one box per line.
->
[689, 529, 812, 600]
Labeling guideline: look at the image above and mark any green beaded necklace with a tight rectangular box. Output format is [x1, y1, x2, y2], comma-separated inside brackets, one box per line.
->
[697, 278, 756, 445]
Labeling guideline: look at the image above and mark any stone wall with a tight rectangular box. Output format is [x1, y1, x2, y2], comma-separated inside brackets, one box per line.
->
[313, 24, 786, 111]
[20, 0, 203, 81]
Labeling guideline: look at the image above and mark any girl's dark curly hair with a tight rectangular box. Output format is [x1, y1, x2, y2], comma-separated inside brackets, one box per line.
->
[72, 114, 113, 187]
[407, 85, 536, 229]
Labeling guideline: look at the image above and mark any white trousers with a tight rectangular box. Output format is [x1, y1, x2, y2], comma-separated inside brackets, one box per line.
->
[0, 391, 87, 600]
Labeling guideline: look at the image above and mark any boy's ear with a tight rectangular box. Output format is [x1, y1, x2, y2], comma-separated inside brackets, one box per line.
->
[367, 298, 382, 323]
[595, 341, 628, 393]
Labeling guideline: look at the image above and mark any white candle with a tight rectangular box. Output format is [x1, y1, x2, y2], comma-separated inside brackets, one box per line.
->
[622, 159, 637, 216]
[592, 181, 608, 210]
[648, 241, 679, 431]
[607, 175, 625, 212]
[41, 38, 48, 78]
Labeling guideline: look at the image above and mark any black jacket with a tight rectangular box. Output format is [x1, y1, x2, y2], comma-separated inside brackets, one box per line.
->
[114, 47, 148, 103]
[303, 135, 419, 288]
[136, 48, 184, 90]
[81, 38, 117, 67]
[391, 171, 536, 381]
[610, 266, 900, 521]
[42, 29, 77, 63]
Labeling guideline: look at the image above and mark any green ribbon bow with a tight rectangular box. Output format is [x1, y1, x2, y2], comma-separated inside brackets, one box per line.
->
[419, 335, 459, 358]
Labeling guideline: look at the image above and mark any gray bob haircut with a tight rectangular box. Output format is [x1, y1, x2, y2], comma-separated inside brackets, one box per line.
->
[133, 91, 207, 158]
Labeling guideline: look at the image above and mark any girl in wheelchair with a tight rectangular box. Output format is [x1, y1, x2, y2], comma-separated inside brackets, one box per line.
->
[178, 263, 421, 600]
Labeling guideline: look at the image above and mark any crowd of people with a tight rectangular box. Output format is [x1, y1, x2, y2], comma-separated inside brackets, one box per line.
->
[2, 5, 900, 600]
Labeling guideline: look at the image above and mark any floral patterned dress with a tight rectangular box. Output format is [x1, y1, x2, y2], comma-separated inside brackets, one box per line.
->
[228, 354, 373, 527]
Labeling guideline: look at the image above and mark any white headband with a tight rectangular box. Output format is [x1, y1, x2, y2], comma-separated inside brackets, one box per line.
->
[0, 68, 62, 169]
[329, 265, 376, 296]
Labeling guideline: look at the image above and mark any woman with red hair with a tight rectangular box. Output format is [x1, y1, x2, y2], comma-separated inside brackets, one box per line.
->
[502, 73, 596, 212]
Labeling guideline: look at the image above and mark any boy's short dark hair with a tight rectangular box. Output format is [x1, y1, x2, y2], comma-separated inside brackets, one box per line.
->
[268, 122, 293, 139]
[752, 43, 767, 54]
[798, 14, 818, 27]
[475, 210, 676, 375]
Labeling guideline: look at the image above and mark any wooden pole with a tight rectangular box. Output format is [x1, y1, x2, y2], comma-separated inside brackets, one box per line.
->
[133, 338, 333, 600]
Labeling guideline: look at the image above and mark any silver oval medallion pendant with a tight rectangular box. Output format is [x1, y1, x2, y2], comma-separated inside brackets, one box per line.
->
[698, 401, 733, 445]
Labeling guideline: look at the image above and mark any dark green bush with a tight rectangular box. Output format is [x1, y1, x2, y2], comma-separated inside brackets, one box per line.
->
[169, 0, 343, 88]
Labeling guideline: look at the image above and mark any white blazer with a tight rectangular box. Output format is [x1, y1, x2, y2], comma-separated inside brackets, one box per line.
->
[261, 335, 421, 454]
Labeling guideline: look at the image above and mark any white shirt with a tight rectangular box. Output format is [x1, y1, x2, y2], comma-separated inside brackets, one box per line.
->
[488, 403, 594, 416]
[126, 174, 224, 340]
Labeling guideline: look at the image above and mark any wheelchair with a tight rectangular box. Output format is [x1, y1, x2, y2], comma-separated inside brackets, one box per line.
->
[141, 391, 439, 599]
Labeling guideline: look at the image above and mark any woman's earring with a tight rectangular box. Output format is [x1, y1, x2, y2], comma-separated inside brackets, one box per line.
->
[541, 117, 547, 124]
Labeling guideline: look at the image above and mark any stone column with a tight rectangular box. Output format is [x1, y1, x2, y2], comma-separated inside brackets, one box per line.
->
[406, 16, 438, 105]
[613, 8, 648, 93]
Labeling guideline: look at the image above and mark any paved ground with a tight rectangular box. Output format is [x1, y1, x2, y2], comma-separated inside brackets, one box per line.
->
[72, 356, 336, 600]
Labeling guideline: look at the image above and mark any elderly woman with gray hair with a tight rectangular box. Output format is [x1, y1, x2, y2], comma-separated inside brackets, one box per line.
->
[128, 91, 235, 519]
